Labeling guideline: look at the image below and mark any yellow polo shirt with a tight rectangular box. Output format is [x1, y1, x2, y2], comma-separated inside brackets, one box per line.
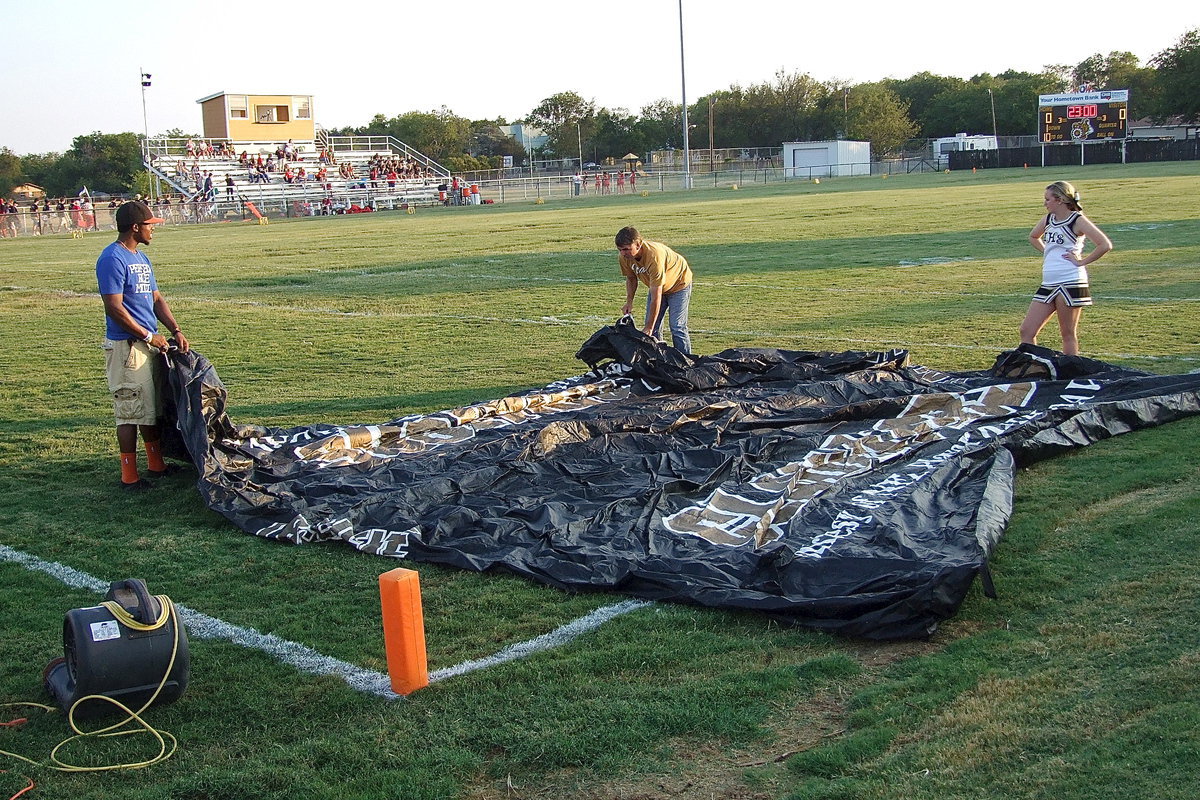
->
[619, 240, 692, 294]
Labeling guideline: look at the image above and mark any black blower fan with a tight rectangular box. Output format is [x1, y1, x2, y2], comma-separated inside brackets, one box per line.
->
[44, 579, 189, 717]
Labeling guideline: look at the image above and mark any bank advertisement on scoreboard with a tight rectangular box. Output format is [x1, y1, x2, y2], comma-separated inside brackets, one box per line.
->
[1038, 89, 1129, 143]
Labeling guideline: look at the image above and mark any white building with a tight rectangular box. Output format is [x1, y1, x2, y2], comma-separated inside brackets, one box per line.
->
[932, 133, 997, 166]
[782, 140, 871, 178]
[499, 124, 549, 156]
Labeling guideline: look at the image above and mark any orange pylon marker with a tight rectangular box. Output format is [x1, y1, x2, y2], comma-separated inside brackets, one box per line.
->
[379, 568, 429, 695]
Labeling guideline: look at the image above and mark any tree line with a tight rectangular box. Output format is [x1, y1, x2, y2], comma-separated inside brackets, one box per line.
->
[2, 29, 1196, 197]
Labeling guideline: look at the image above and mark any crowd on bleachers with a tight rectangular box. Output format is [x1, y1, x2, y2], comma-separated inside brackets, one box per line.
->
[364, 154, 437, 188]
[0, 137, 445, 237]
[0, 133, 451, 237]
[154, 137, 444, 206]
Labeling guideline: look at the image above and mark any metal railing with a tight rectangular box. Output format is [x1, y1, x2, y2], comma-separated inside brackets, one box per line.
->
[324, 135, 450, 177]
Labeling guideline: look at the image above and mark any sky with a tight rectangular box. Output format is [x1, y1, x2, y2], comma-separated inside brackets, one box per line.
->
[2, 0, 1194, 156]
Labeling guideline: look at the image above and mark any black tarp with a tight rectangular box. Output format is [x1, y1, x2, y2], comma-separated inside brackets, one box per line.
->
[161, 325, 1200, 639]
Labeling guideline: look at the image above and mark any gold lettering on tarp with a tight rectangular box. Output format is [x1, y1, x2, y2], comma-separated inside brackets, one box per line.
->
[664, 383, 1040, 548]
[290, 379, 629, 465]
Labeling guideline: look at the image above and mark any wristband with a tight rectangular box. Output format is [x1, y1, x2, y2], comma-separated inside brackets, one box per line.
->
[144, 329, 155, 343]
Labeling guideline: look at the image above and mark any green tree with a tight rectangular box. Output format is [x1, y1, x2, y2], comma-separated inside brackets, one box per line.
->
[732, 71, 832, 145]
[342, 108, 472, 162]
[884, 72, 969, 137]
[1073, 51, 1139, 89]
[916, 71, 1059, 138]
[1071, 51, 1158, 119]
[390, 109, 472, 161]
[0, 147, 24, 196]
[842, 83, 917, 156]
[468, 119, 525, 161]
[524, 91, 596, 158]
[695, 72, 832, 149]
[590, 108, 643, 164]
[990, 70, 1066, 135]
[38, 132, 143, 196]
[1151, 28, 1200, 122]
[17, 152, 58, 192]
[766, 71, 834, 142]
[634, 98, 683, 151]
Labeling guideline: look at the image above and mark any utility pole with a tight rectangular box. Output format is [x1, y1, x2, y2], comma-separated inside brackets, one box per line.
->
[678, 0, 691, 189]
[708, 97, 715, 173]
[141, 69, 154, 200]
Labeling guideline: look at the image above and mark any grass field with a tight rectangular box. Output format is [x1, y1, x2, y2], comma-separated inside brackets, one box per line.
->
[1, 162, 1198, 800]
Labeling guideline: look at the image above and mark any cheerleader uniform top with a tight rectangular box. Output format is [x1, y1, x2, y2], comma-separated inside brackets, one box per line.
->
[1040, 211, 1087, 285]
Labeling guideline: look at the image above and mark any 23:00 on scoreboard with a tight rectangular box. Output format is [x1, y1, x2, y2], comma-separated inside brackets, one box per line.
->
[1038, 90, 1129, 143]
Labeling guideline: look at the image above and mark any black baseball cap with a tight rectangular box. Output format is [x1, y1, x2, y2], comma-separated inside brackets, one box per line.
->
[115, 201, 165, 227]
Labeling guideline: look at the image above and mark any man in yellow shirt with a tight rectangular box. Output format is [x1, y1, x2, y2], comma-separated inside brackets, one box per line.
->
[615, 226, 694, 353]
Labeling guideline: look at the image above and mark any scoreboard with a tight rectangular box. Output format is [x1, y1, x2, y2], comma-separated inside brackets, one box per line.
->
[1038, 90, 1129, 143]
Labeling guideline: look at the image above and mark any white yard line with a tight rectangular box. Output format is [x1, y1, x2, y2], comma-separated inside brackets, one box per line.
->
[0, 544, 649, 699]
[428, 600, 651, 682]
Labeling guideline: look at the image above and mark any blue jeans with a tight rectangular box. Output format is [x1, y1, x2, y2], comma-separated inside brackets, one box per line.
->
[648, 284, 692, 354]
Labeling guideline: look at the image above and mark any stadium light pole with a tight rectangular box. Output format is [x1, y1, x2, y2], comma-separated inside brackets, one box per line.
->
[140, 69, 154, 201]
[707, 97, 715, 174]
[577, 122, 584, 174]
[987, 88, 999, 167]
[678, 0, 691, 189]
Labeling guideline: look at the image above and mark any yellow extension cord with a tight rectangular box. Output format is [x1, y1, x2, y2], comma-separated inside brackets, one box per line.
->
[1, 595, 181, 773]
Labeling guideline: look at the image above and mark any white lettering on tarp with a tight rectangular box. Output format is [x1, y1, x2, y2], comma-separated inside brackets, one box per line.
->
[349, 528, 416, 558]
[1050, 378, 1105, 409]
[796, 511, 875, 558]
[798, 409, 1041, 559]
[664, 418, 937, 547]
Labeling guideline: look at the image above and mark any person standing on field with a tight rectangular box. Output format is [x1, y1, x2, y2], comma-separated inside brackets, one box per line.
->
[1019, 180, 1112, 355]
[96, 201, 191, 491]
[615, 226, 694, 354]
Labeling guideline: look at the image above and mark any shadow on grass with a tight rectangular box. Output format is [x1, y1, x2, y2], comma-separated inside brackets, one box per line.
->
[170, 218, 1200, 304]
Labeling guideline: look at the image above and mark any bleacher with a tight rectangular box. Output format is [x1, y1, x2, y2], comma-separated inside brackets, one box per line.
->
[144, 135, 451, 221]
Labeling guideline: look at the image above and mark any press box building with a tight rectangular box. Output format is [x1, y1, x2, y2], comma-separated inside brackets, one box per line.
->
[197, 92, 316, 143]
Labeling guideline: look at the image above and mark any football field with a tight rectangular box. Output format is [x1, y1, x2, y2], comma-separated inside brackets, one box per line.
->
[2, 162, 1198, 800]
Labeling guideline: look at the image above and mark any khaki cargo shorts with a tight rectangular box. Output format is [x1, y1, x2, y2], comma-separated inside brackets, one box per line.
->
[103, 338, 163, 425]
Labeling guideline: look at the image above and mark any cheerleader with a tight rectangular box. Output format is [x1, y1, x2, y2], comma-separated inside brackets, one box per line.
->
[1019, 180, 1112, 355]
